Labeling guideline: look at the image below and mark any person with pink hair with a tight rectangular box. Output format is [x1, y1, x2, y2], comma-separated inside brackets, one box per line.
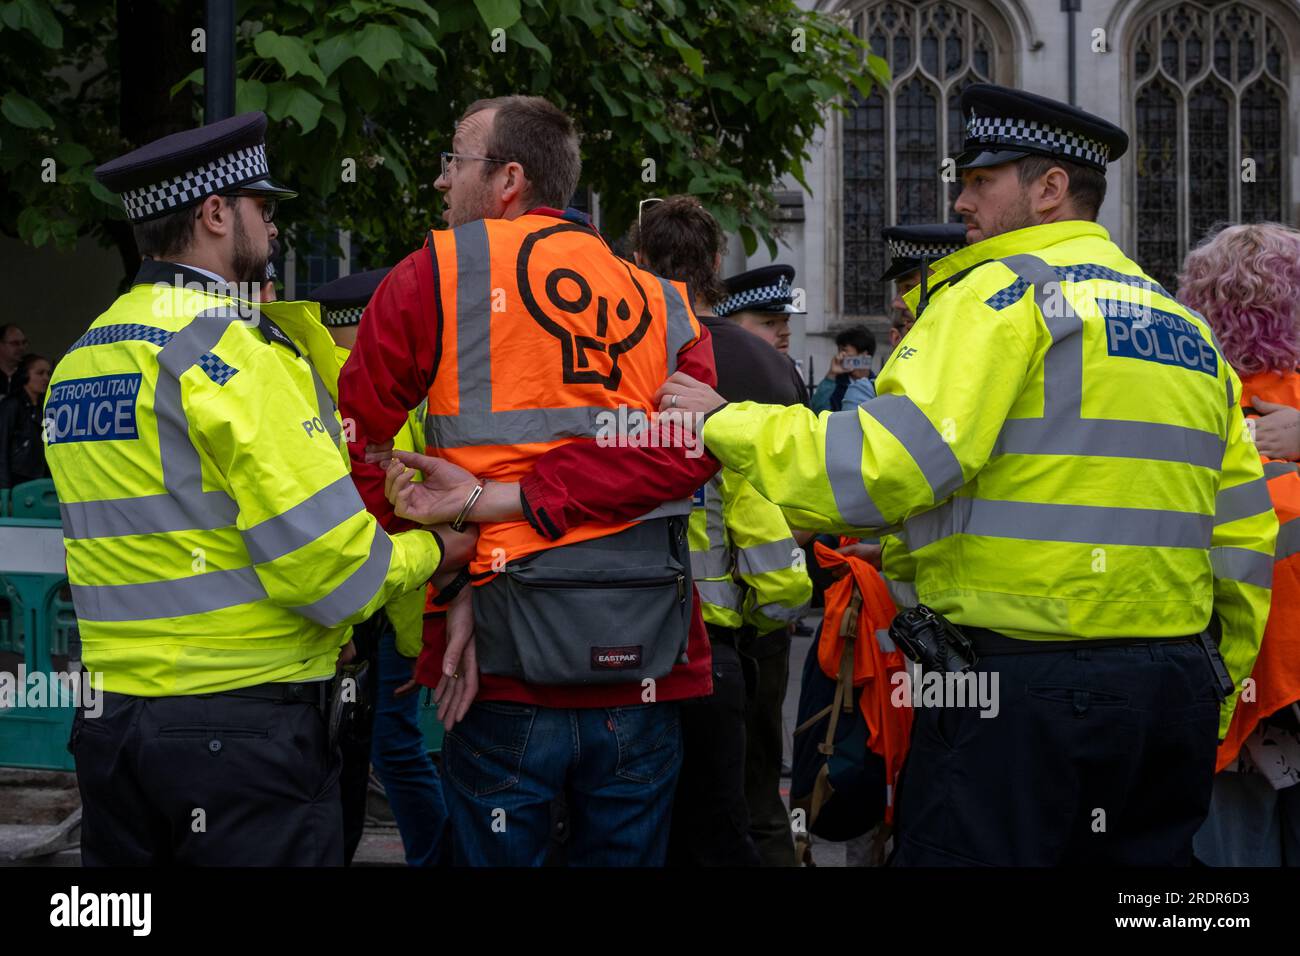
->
[1179, 222, 1300, 866]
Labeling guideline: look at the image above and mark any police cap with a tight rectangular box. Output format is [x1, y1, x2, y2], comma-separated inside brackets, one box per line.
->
[879, 223, 968, 282]
[94, 112, 297, 224]
[716, 264, 805, 317]
[307, 268, 392, 327]
[956, 84, 1128, 172]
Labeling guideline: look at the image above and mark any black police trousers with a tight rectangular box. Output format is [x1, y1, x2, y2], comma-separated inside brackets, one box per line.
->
[71, 689, 343, 866]
[890, 638, 1220, 866]
[667, 638, 762, 866]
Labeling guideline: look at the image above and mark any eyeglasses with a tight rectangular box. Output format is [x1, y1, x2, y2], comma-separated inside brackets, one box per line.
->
[440, 152, 508, 178]
[209, 194, 277, 223]
[638, 197, 663, 231]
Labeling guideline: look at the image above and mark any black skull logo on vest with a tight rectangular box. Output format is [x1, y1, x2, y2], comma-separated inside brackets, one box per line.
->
[517, 223, 653, 390]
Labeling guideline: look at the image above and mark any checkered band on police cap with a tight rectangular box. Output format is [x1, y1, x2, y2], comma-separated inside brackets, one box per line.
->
[966, 113, 1110, 168]
[716, 274, 792, 317]
[887, 238, 963, 262]
[322, 306, 364, 328]
[120, 144, 270, 223]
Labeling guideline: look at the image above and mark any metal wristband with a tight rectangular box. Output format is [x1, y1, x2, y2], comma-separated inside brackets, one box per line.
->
[450, 483, 485, 533]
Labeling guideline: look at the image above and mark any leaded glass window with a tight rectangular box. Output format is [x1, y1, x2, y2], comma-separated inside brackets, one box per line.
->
[843, 1, 1003, 316]
[1131, 1, 1288, 291]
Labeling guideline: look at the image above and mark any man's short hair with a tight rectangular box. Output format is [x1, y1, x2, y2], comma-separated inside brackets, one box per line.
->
[461, 95, 581, 210]
[836, 324, 876, 356]
[630, 195, 727, 308]
[1016, 154, 1107, 219]
[132, 204, 200, 259]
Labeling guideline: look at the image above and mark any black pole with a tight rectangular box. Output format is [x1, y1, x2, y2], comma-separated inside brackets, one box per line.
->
[204, 0, 236, 123]
[1063, 0, 1080, 106]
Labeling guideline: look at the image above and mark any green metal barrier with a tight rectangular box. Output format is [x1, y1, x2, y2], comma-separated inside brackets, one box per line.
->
[0, 517, 76, 772]
[9, 479, 58, 521]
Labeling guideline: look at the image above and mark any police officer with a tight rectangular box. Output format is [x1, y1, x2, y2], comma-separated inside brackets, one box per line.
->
[310, 269, 452, 867]
[634, 195, 813, 866]
[717, 264, 810, 405]
[879, 223, 967, 343]
[48, 113, 473, 866]
[658, 84, 1277, 865]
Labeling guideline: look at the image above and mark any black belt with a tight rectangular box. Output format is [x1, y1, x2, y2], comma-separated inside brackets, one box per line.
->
[210, 680, 330, 709]
[706, 624, 744, 647]
[961, 626, 1199, 656]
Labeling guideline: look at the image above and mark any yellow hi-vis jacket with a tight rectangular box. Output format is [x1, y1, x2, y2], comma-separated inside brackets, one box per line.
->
[701, 221, 1276, 736]
[334, 343, 429, 659]
[688, 468, 812, 634]
[44, 266, 443, 697]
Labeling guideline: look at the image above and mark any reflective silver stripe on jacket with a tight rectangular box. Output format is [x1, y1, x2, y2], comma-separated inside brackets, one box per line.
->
[1213, 476, 1272, 526]
[736, 538, 799, 576]
[906, 497, 1213, 552]
[1277, 517, 1300, 563]
[690, 477, 731, 579]
[695, 578, 743, 611]
[241, 474, 366, 564]
[72, 567, 266, 623]
[825, 409, 888, 528]
[1209, 546, 1273, 589]
[754, 600, 810, 623]
[290, 526, 394, 627]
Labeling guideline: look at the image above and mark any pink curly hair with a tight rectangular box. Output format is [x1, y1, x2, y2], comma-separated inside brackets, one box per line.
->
[1177, 222, 1300, 377]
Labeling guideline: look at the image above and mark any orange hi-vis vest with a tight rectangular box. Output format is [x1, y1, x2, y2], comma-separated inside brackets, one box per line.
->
[422, 214, 701, 575]
[1217, 369, 1300, 770]
[814, 539, 913, 823]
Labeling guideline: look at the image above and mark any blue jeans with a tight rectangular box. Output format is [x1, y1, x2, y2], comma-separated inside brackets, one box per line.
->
[442, 700, 682, 866]
[370, 629, 451, 867]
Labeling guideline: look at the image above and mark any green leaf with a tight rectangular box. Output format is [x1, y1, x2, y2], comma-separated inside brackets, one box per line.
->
[388, 0, 439, 22]
[866, 52, 891, 88]
[267, 83, 323, 133]
[53, 141, 92, 166]
[88, 177, 120, 209]
[235, 78, 268, 113]
[253, 30, 327, 85]
[507, 17, 550, 64]
[738, 224, 757, 258]
[355, 23, 404, 75]
[170, 67, 203, 98]
[659, 26, 703, 77]
[315, 35, 355, 78]
[474, 0, 520, 30]
[14, 0, 62, 48]
[321, 99, 345, 135]
[16, 205, 44, 242]
[1, 92, 53, 128]
[589, 74, 626, 118]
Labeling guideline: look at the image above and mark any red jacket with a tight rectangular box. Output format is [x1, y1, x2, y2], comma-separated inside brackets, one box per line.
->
[338, 208, 719, 708]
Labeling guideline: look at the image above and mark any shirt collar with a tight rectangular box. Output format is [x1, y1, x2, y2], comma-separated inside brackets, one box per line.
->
[132, 258, 237, 292]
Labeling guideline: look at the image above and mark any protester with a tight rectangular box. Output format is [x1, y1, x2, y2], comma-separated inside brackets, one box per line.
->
[1179, 222, 1300, 866]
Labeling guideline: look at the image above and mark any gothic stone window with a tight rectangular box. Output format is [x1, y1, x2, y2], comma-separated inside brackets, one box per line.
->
[843, 0, 1008, 316]
[1132, 1, 1289, 291]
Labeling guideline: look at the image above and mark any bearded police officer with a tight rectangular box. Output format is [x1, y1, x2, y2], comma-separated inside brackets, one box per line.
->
[658, 84, 1277, 866]
[47, 113, 472, 866]
[880, 223, 968, 342]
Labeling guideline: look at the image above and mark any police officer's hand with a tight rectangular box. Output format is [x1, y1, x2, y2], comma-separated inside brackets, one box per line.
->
[384, 450, 480, 525]
[655, 371, 727, 426]
[434, 585, 478, 732]
[1251, 397, 1300, 461]
[833, 542, 882, 578]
